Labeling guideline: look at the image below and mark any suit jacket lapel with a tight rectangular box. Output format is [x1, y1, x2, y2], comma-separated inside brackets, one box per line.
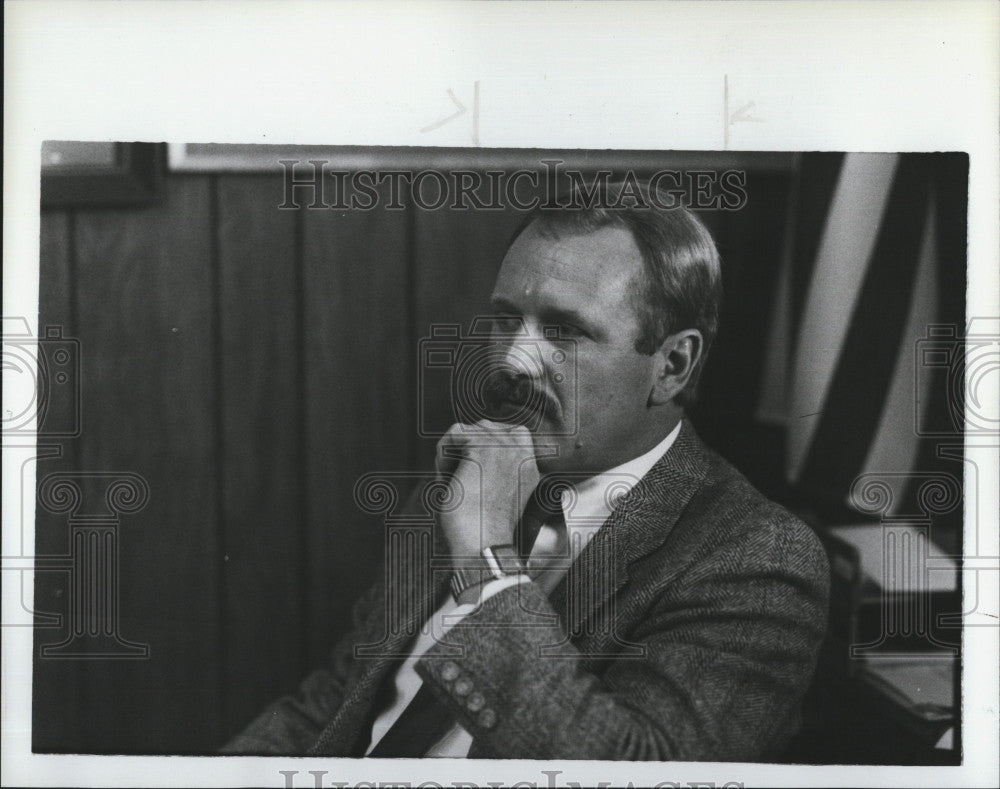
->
[548, 421, 710, 640]
[311, 424, 710, 755]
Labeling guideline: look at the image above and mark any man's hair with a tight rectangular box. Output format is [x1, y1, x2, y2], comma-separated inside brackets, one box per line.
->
[508, 179, 722, 409]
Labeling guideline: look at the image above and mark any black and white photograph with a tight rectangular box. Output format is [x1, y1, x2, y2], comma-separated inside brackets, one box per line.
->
[3, 3, 998, 789]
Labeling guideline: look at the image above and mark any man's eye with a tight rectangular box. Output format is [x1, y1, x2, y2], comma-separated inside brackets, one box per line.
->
[558, 323, 585, 338]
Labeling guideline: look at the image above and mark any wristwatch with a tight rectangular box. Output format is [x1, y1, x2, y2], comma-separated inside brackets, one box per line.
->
[450, 544, 526, 600]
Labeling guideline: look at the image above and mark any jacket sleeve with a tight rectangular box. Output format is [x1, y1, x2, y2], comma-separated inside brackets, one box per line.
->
[414, 512, 830, 761]
[219, 580, 378, 755]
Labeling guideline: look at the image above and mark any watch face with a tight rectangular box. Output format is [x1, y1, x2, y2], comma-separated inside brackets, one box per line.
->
[489, 545, 524, 575]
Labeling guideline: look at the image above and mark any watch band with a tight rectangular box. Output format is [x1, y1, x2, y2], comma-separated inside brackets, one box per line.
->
[450, 544, 526, 600]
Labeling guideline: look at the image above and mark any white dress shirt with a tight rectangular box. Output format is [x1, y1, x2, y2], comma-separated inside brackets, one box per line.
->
[366, 421, 683, 757]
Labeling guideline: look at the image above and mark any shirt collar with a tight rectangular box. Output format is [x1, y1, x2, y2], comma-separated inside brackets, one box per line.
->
[560, 419, 683, 530]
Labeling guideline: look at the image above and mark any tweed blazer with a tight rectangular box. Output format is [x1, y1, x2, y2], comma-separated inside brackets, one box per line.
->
[222, 422, 830, 761]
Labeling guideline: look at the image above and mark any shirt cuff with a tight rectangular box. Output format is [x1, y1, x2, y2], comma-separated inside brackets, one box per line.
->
[447, 574, 529, 622]
[479, 574, 528, 602]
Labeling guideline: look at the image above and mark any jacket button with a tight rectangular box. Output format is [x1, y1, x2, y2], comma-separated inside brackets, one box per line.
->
[440, 662, 460, 682]
[477, 708, 497, 729]
[466, 692, 485, 712]
[454, 677, 473, 696]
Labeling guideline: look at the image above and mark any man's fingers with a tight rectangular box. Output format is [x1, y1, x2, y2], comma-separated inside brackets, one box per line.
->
[473, 419, 537, 448]
[435, 422, 537, 482]
[475, 418, 528, 435]
[435, 424, 473, 479]
[438, 423, 474, 452]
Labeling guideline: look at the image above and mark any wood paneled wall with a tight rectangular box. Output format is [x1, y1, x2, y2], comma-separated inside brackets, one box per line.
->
[33, 164, 792, 753]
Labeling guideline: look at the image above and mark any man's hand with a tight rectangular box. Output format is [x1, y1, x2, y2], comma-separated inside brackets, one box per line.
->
[435, 420, 541, 560]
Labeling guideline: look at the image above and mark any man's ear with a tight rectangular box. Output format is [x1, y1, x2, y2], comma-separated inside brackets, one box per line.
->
[648, 329, 703, 406]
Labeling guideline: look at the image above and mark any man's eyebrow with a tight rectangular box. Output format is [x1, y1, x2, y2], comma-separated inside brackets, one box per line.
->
[538, 305, 597, 332]
[491, 296, 599, 335]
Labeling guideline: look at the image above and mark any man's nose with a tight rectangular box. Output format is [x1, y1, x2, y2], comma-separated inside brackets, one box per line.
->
[494, 325, 547, 382]
[494, 339, 544, 382]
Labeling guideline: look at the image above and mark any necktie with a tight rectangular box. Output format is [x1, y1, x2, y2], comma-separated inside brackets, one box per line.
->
[367, 680, 456, 757]
[367, 484, 563, 757]
[516, 481, 567, 565]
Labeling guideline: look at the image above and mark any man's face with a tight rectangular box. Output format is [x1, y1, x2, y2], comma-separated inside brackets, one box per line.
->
[489, 223, 662, 475]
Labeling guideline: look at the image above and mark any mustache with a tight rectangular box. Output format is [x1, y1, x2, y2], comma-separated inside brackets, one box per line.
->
[481, 369, 558, 423]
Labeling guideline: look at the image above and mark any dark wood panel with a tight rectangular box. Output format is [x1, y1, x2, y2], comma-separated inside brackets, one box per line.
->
[412, 195, 527, 467]
[301, 192, 411, 661]
[69, 176, 222, 752]
[37, 212, 74, 327]
[216, 174, 304, 735]
[693, 173, 792, 463]
[32, 209, 86, 751]
[413, 202, 524, 327]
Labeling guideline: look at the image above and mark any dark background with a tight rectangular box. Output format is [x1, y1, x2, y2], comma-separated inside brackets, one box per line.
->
[31, 148, 965, 757]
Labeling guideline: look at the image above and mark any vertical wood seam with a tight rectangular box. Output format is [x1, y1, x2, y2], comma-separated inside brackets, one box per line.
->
[68, 207, 91, 735]
[67, 210, 78, 336]
[294, 199, 309, 679]
[208, 173, 229, 741]
[404, 195, 418, 473]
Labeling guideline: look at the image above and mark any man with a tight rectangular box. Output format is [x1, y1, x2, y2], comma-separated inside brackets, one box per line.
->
[222, 181, 829, 761]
